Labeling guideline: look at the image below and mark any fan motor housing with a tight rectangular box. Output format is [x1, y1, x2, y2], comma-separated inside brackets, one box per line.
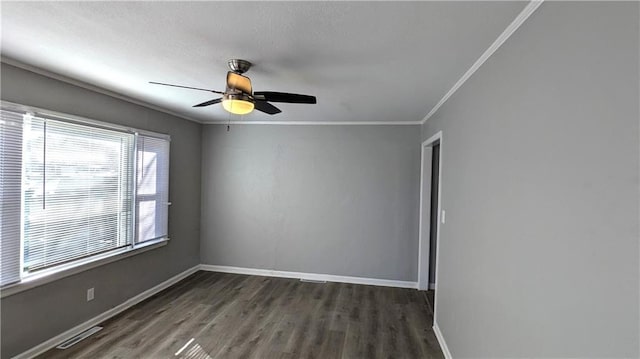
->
[228, 59, 252, 74]
[223, 92, 253, 103]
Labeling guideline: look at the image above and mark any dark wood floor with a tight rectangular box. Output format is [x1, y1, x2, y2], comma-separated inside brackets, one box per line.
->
[424, 290, 435, 316]
[39, 271, 444, 358]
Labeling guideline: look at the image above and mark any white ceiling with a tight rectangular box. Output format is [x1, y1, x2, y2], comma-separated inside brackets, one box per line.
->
[1, 1, 526, 124]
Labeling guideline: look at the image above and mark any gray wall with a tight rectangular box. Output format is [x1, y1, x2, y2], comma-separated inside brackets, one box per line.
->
[0, 63, 202, 358]
[422, 2, 639, 357]
[201, 124, 421, 281]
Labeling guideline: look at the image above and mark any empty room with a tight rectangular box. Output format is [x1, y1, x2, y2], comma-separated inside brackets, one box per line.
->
[1, 1, 638, 358]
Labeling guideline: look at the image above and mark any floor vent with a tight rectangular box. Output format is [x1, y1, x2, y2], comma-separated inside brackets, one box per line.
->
[56, 326, 103, 349]
[300, 279, 327, 284]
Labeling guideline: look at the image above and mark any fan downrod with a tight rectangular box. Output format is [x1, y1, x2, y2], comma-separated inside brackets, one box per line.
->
[228, 59, 252, 74]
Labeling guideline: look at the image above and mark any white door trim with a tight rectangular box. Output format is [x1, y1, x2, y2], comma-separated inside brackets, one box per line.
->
[417, 131, 443, 293]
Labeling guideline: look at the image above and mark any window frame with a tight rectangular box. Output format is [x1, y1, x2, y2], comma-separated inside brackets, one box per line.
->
[0, 101, 171, 298]
[134, 135, 171, 245]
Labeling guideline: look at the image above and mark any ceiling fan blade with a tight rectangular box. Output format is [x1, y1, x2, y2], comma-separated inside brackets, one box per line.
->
[253, 91, 317, 104]
[254, 101, 282, 115]
[193, 98, 222, 107]
[226, 72, 252, 94]
[150, 81, 224, 95]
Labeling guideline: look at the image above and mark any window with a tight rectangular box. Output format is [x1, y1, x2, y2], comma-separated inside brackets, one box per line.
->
[136, 136, 170, 244]
[0, 103, 170, 287]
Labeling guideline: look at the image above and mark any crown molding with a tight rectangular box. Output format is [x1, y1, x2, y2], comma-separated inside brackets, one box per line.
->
[2, 0, 545, 130]
[201, 120, 421, 126]
[421, 0, 544, 125]
[1, 58, 420, 126]
[1, 58, 419, 126]
[1, 56, 204, 124]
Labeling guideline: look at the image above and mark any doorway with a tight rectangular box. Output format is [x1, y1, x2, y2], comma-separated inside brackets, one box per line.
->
[418, 132, 442, 317]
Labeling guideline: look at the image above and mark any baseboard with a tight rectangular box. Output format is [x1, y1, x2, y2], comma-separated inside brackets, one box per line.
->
[199, 264, 418, 289]
[14, 264, 416, 358]
[13, 265, 200, 359]
[433, 321, 453, 359]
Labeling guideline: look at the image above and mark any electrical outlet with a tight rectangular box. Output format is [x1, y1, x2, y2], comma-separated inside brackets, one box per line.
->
[87, 288, 94, 301]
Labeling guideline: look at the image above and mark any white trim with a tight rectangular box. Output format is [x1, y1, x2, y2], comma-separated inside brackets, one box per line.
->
[2, 0, 545, 129]
[1, 57, 203, 124]
[1, 57, 418, 126]
[418, 132, 443, 290]
[418, 131, 444, 328]
[1, 240, 168, 298]
[201, 120, 421, 126]
[11, 265, 200, 359]
[199, 264, 417, 289]
[433, 321, 453, 359]
[1, 100, 171, 139]
[433, 134, 444, 326]
[11, 264, 417, 358]
[421, 0, 544, 124]
[417, 145, 433, 291]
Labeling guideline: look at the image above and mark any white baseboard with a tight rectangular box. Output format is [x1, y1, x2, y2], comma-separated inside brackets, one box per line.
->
[14, 264, 417, 358]
[433, 321, 453, 359]
[199, 264, 418, 289]
[13, 265, 200, 359]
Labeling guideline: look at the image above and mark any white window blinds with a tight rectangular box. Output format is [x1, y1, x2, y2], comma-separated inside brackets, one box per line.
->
[0, 102, 171, 286]
[0, 110, 24, 286]
[135, 135, 170, 243]
[21, 116, 135, 273]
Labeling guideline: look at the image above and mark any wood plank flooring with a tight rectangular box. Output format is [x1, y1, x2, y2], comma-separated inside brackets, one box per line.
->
[38, 271, 444, 358]
[424, 290, 435, 316]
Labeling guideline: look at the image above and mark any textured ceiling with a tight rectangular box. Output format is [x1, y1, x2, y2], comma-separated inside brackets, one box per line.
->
[1, 1, 526, 124]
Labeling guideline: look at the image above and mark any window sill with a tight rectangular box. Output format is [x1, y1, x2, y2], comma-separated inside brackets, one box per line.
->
[0, 238, 168, 299]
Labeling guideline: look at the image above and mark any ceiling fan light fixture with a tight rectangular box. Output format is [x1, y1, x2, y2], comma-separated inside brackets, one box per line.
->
[149, 59, 316, 116]
[222, 93, 254, 115]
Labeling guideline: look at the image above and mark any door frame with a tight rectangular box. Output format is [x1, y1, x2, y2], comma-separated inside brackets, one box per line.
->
[418, 131, 443, 293]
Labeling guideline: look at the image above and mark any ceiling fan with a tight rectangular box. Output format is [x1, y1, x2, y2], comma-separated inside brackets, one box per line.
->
[150, 59, 317, 116]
